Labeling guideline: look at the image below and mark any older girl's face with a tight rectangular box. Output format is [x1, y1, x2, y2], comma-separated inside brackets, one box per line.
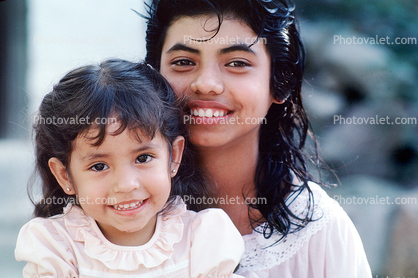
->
[160, 15, 278, 149]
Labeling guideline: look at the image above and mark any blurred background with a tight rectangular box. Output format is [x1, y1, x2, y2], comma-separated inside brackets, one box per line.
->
[0, 1, 145, 276]
[0, 0, 417, 276]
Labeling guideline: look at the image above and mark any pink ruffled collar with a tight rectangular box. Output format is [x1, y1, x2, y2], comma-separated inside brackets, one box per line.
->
[63, 197, 186, 271]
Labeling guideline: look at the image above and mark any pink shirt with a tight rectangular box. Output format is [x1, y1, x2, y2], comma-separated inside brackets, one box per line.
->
[15, 198, 244, 277]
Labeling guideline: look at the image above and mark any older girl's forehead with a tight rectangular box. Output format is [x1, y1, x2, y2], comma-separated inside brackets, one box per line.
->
[161, 18, 272, 62]
[165, 15, 257, 44]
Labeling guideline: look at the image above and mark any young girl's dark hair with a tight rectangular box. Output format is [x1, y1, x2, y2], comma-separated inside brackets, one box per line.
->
[30, 59, 210, 217]
[145, 0, 318, 240]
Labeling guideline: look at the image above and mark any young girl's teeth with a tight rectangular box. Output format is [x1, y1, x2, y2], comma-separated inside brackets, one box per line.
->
[213, 110, 219, 117]
[113, 200, 143, 210]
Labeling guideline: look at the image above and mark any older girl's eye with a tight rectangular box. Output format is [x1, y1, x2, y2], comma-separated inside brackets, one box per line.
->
[91, 163, 108, 172]
[226, 60, 250, 68]
[136, 154, 152, 164]
[172, 59, 195, 67]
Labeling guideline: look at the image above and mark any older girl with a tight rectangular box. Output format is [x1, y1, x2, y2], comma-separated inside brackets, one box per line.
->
[145, 0, 372, 276]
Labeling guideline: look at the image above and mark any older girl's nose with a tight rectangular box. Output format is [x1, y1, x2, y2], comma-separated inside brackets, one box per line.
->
[190, 63, 224, 95]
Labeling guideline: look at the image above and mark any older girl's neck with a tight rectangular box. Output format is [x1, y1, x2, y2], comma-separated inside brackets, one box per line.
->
[197, 136, 260, 235]
[200, 140, 258, 193]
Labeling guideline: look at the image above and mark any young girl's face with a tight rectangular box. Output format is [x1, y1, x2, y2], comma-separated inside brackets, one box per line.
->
[160, 15, 279, 149]
[50, 123, 184, 246]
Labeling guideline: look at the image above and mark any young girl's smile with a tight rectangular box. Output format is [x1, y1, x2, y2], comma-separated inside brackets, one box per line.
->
[49, 123, 184, 246]
[160, 15, 280, 149]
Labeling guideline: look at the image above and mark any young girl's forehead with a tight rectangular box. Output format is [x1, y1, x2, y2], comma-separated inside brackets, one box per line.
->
[80, 124, 156, 145]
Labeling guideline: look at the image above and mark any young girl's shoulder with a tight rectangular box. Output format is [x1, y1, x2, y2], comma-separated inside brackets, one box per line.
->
[16, 204, 88, 252]
[17, 205, 74, 240]
[15, 205, 81, 276]
[166, 197, 244, 277]
[168, 196, 242, 240]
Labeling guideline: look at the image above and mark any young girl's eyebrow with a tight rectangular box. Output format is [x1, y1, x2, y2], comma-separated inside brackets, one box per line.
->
[131, 143, 160, 154]
[166, 43, 200, 54]
[81, 153, 109, 162]
[81, 143, 160, 162]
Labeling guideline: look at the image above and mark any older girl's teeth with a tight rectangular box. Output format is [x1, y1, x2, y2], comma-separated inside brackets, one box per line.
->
[205, 109, 213, 117]
[198, 109, 205, 117]
[191, 108, 228, 118]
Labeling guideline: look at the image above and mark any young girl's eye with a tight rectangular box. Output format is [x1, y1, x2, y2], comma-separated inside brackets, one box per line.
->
[136, 154, 152, 164]
[225, 60, 250, 68]
[90, 163, 108, 172]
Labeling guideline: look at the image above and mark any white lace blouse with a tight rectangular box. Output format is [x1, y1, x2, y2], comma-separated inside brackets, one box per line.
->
[236, 182, 372, 277]
[15, 198, 244, 278]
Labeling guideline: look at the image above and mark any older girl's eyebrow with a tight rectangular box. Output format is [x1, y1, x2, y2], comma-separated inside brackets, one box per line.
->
[166, 43, 200, 54]
[220, 44, 256, 55]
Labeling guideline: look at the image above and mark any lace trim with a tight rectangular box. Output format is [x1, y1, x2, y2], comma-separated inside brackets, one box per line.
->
[63, 197, 186, 271]
[237, 182, 337, 272]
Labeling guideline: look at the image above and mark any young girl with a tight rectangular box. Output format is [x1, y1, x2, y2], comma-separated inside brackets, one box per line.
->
[145, 0, 372, 276]
[15, 59, 244, 277]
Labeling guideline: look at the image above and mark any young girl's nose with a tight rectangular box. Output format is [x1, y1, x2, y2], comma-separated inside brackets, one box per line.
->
[190, 63, 224, 95]
[112, 166, 141, 193]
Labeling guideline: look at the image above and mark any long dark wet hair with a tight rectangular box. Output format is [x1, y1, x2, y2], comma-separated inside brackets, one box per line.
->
[145, 0, 320, 240]
[30, 59, 211, 218]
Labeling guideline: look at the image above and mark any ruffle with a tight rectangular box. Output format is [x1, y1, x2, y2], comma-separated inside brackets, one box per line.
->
[238, 182, 337, 272]
[63, 197, 186, 271]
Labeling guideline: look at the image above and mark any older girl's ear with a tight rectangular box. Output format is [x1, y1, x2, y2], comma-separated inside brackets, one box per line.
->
[48, 157, 75, 195]
[273, 97, 285, 105]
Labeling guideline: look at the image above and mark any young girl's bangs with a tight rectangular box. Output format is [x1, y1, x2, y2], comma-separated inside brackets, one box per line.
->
[80, 91, 165, 147]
